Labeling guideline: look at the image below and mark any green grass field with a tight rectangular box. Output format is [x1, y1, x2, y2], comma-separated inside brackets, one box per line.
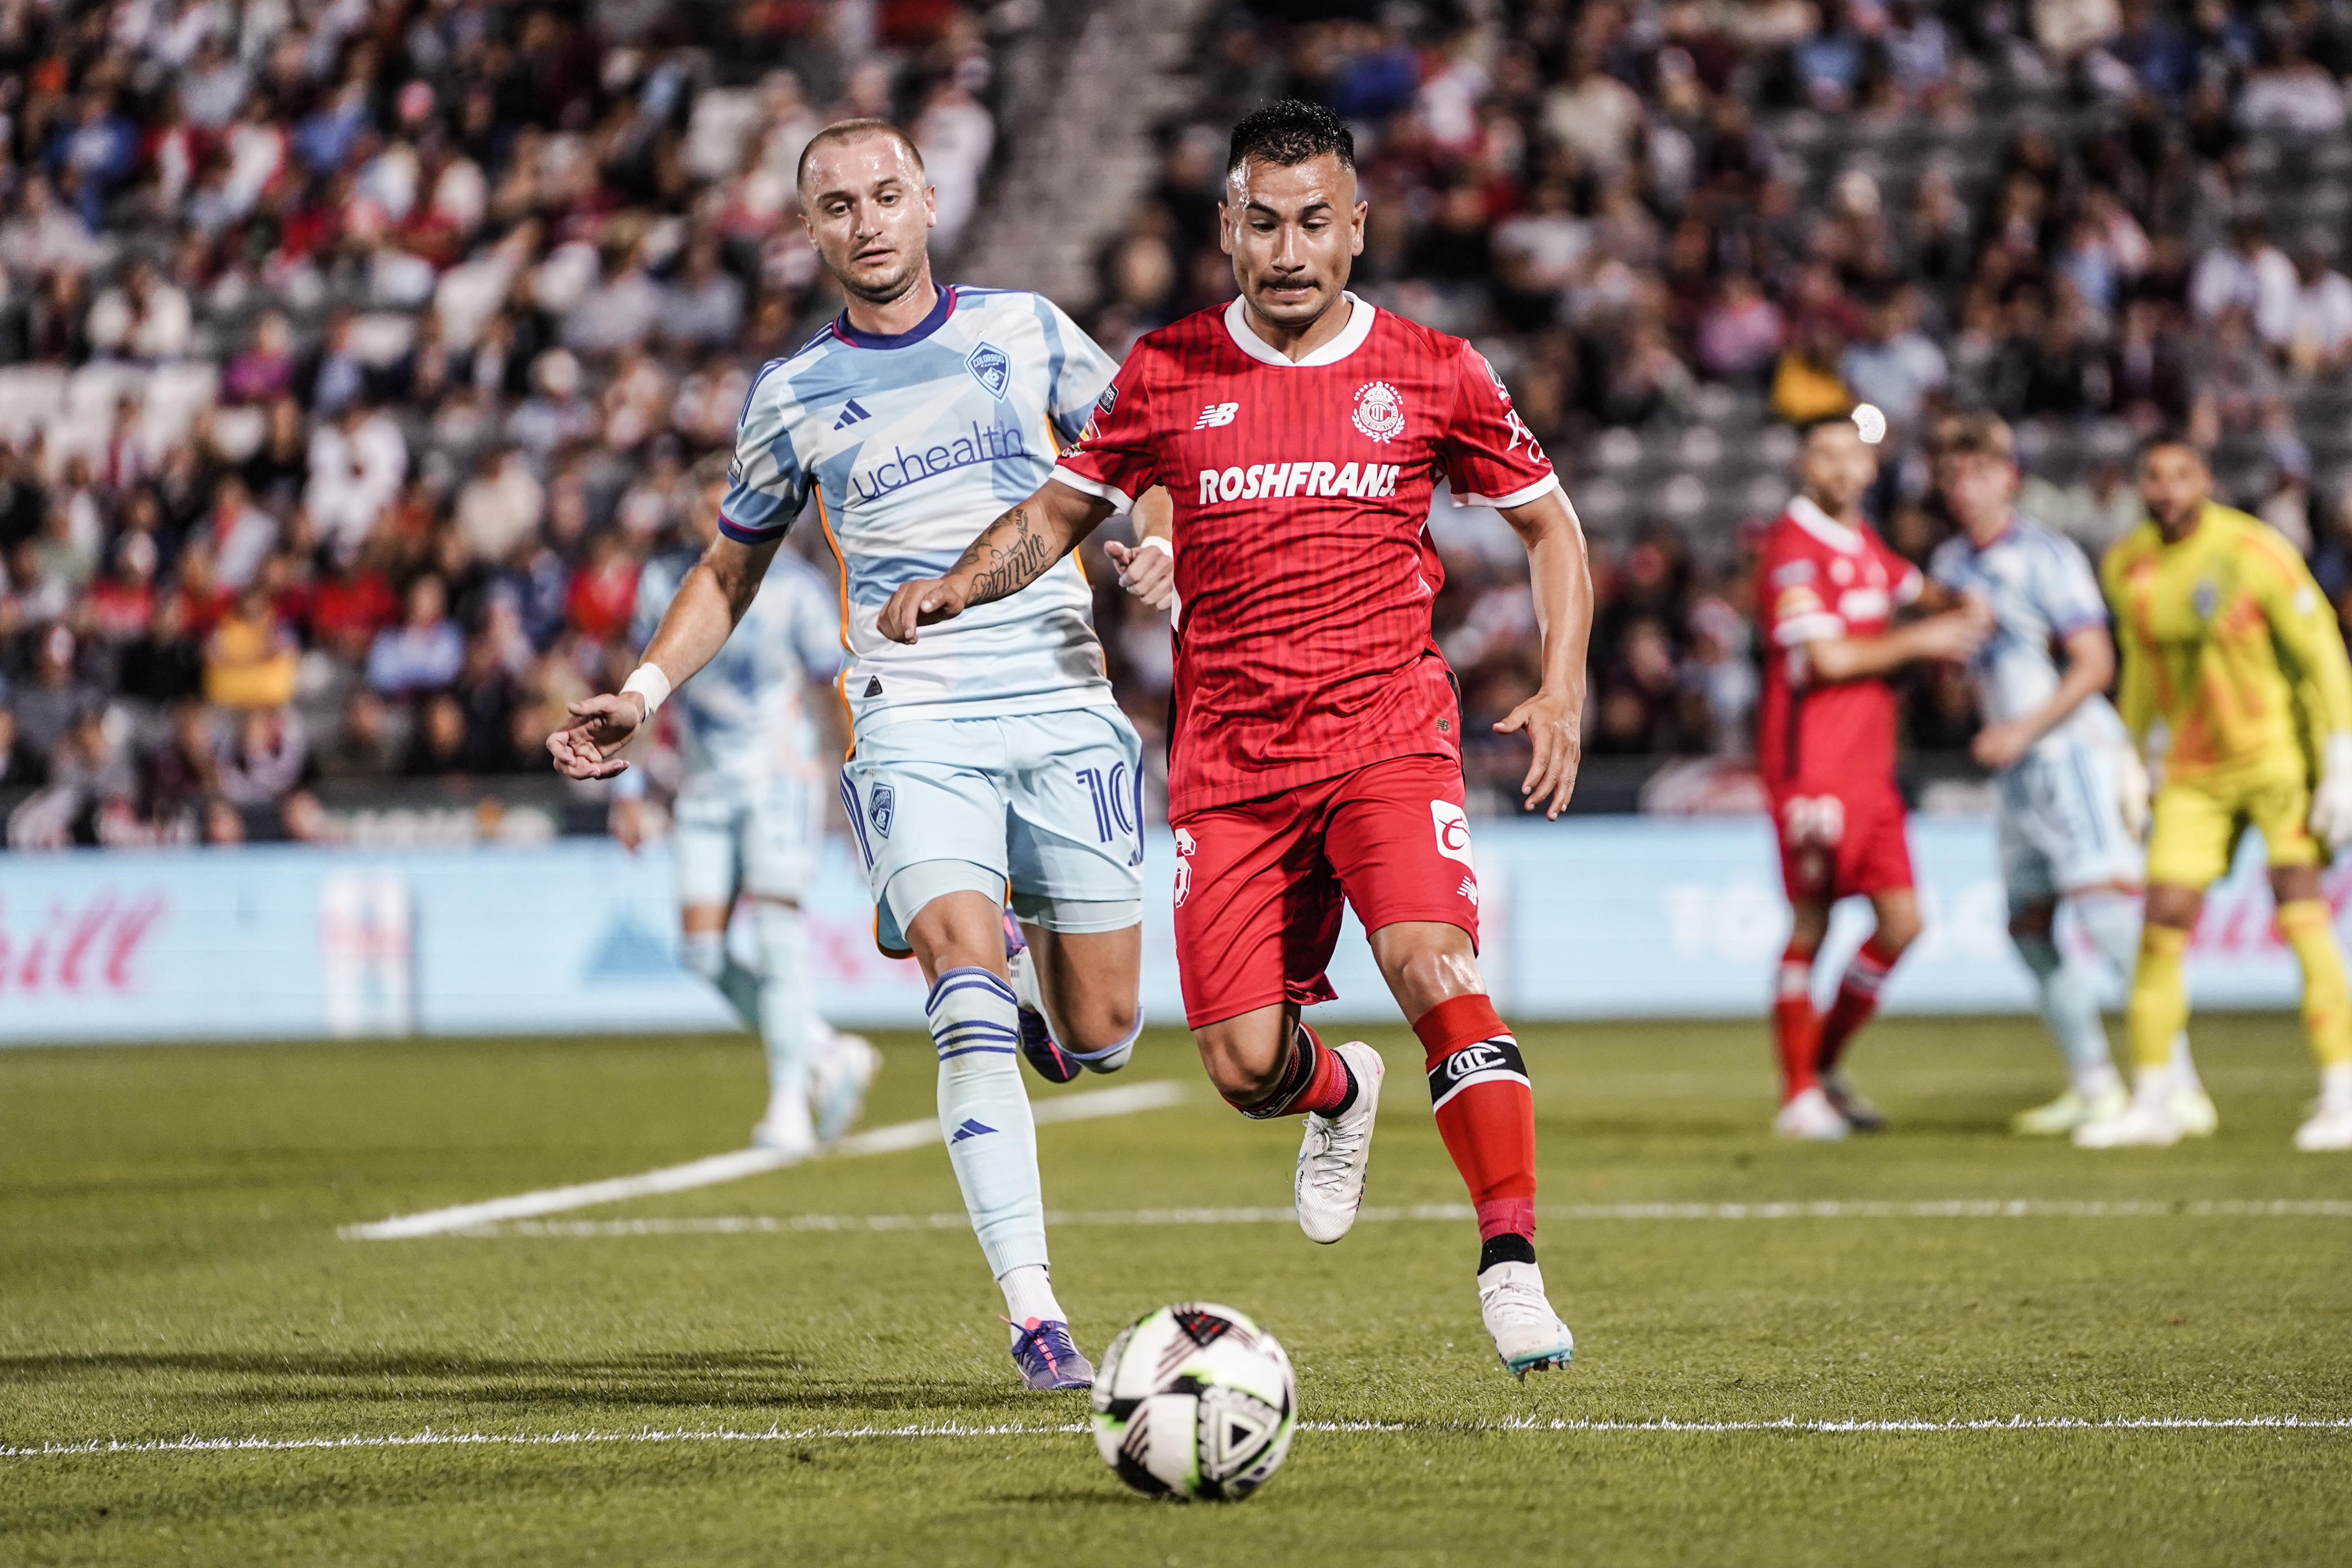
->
[3, 1015, 2349, 1566]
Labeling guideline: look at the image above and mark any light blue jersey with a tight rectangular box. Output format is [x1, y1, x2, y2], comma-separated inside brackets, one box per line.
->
[719, 285, 1121, 730]
[1929, 514, 2126, 752]
[1932, 513, 2137, 900]
[632, 545, 842, 793]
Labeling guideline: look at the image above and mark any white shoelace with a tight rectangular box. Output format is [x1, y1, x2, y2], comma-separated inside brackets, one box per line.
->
[1480, 1275, 1553, 1328]
[1304, 1110, 1365, 1199]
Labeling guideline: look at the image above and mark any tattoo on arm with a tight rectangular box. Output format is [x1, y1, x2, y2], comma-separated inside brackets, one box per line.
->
[956, 503, 1056, 605]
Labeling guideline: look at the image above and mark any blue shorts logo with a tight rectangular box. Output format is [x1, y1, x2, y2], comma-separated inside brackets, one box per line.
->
[966, 342, 1011, 400]
[869, 782, 896, 839]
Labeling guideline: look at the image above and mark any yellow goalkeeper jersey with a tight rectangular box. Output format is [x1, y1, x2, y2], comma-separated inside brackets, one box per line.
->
[2102, 503, 2352, 791]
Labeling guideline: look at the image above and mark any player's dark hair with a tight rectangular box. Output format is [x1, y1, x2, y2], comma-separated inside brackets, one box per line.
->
[1226, 99, 1355, 176]
[2135, 430, 2207, 469]
[796, 118, 925, 190]
[1794, 412, 1859, 444]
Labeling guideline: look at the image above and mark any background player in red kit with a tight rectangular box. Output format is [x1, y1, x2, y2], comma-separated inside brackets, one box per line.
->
[878, 101, 1594, 1380]
[1757, 414, 1989, 1140]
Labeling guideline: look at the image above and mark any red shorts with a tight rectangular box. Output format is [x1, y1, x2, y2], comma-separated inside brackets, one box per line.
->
[1171, 753, 1480, 1029]
[1769, 782, 1914, 903]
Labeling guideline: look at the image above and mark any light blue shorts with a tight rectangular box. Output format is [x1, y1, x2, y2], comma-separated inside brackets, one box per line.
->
[1998, 739, 2143, 907]
[672, 773, 825, 907]
[839, 707, 1145, 955]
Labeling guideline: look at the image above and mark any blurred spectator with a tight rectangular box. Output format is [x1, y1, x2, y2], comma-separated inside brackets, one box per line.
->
[204, 588, 300, 711]
[368, 575, 464, 698]
[0, 705, 48, 791]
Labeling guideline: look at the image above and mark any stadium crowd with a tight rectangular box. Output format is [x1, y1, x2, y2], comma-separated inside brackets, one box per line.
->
[5, 0, 2352, 842]
[1091, 0, 2352, 805]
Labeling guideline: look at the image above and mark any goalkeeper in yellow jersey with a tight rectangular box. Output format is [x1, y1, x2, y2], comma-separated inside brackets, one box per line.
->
[2076, 437, 2352, 1151]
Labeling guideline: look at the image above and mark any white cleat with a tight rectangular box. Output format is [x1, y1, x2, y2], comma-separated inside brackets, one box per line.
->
[750, 1084, 818, 1159]
[1478, 1261, 1575, 1379]
[2170, 1086, 2220, 1138]
[810, 1030, 882, 1145]
[2072, 1100, 2182, 1148]
[1295, 1042, 1384, 1244]
[1773, 1085, 1849, 1141]
[2293, 1103, 2352, 1151]
[2012, 1085, 2127, 1136]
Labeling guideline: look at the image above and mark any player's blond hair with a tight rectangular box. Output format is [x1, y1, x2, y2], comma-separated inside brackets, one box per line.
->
[1930, 412, 2015, 464]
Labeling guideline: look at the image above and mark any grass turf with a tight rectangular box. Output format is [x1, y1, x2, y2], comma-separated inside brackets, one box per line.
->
[2, 1015, 2347, 1565]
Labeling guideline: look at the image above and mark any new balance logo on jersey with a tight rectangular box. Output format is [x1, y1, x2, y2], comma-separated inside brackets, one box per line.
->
[1425, 1036, 1530, 1111]
[835, 398, 872, 429]
[950, 1118, 997, 1142]
[1195, 401, 1240, 430]
[1196, 461, 1402, 505]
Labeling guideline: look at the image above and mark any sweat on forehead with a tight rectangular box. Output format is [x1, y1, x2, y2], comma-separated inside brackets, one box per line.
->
[796, 119, 925, 191]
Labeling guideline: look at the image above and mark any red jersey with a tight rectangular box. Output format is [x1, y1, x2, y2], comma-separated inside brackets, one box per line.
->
[1053, 294, 1559, 813]
[1754, 496, 1923, 794]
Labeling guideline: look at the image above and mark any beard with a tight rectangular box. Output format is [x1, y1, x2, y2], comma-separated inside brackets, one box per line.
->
[837, 249, 927, 307]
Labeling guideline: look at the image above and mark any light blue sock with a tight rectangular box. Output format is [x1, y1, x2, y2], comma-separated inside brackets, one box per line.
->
[2013, 929, 2117, 1088]
[682, 929, 762, 1031]
[1068, 1013, 1143, 1074]
[927, 966, 1048, 1278]
[751, 902, 816, 1110]
[2075, 892, 2200, 1089]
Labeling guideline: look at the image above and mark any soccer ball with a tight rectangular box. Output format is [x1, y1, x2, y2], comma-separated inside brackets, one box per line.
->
[1089, 1302, 1297, 1501]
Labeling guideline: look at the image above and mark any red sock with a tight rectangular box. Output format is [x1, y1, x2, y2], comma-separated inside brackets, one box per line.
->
[1774, 948, 1819, 1101]
[1817, 937, 1900, 1074]
[1227, 1021, 1354, 1119]
[1291, 1024, 1354, 1116]
[1413, 994, 1536, 1242]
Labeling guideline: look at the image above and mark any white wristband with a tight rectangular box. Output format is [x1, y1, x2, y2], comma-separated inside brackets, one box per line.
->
[1136, 535, 1173, 559]
[620, 664, 673, 719]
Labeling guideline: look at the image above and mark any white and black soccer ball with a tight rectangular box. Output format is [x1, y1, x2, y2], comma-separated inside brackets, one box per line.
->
[1089, 1302, 1297, 1502]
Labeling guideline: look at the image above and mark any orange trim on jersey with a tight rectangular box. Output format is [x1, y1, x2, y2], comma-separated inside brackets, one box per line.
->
[810, 488, 858, 761]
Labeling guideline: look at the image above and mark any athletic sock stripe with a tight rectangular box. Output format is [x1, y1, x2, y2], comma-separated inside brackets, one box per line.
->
[936, 1044, 1021, 1059]
[1426, 1036, 1530, 1111]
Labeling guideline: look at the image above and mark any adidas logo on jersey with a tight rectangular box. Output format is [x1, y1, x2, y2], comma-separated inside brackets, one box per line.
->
[835, 399, 872, 428]
[1196, 461, 1403, 505]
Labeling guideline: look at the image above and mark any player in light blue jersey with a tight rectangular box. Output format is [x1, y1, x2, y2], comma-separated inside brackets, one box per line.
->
[551, 119, 1143, 1393]
[1928, 415, 2210, 1136]
[611, 454, 880, 1155]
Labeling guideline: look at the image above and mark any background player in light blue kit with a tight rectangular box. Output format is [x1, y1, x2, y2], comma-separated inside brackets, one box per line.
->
[610, 453, 879, 1156]
[1928, 414, 2211, 1136]
[550, 119, 1144, 1393]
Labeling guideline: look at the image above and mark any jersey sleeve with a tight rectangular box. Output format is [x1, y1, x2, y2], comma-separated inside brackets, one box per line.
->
[1763, 538, 1844, 647]
[1439, 343, 1560, 509]
[2250, 530, 2352, 739]
[717, 371, 811, 544]
[1052, 344, 1160, 513]
[2034, 532, 2108, 636]
[1035, 295, 1119, 448]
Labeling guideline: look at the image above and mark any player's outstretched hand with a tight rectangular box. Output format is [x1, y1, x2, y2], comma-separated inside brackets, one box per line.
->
[877, 576, 971, 644]
[547, 691, 647, 780]
[1971, 718, 2036, 772]
[1496, 689, 1583, 820]
[1917, 601, 1992, 662]
[1105, 538, 1175, 612]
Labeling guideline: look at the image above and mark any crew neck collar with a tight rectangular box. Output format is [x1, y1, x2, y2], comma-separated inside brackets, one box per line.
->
[1222, 290, 1376, 367]
[833, 283, 956, 349]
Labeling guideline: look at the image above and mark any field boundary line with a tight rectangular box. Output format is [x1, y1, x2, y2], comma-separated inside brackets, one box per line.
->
[9, 1415, 2351, 1459]
[339, 1082, 1187, 1241]
[449, 1196, 2352, 1238]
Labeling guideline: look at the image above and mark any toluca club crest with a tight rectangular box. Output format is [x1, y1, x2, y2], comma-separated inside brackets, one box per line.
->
[1352, 380, 1406, 443]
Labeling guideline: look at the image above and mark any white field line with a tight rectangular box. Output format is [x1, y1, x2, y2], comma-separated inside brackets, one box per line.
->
[455, 1197, 2352, 1238]
[8, 1415, 2351, 1460]
[339, 1082, 1187, 1242]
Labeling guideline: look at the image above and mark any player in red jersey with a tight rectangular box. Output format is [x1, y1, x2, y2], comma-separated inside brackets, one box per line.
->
[1756, 414, 1988, 1140]
[878, 101, 1593, 1379]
